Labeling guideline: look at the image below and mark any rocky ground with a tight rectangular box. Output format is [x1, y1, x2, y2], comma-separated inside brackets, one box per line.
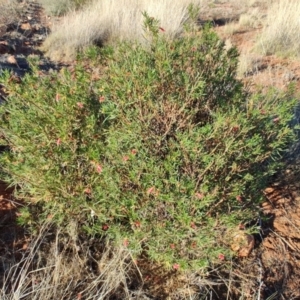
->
[0, 1, 60, 85]
[1, 1, 300, 299]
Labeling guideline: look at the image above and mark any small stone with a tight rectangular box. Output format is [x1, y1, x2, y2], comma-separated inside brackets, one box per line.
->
[264, 187, 275, 194]
[21, 23, 32, 31]
[231, 232, 255, 257]
[282, 71, 295, 82]
[7, 55, 17, 65]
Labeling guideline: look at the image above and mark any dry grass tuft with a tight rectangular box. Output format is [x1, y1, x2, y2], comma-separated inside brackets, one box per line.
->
[222, 22, 240, 36]
[0, 222, 144, 300]
[238, 7, 262, 29]
[37, 0, 76, 16]
[41, 0, 203, 61]
[237, 52, 254, 78]
[0, 219, 219, 299]
[237, 51, 265, 79]
[37, 0, 91, 16]
[221, 6, 263, 39]
[257, 0, 300, 58]
[0, 0, 20, 37]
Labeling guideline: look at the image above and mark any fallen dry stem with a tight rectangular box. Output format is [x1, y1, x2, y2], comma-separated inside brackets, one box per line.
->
[0, 221, 142, 300]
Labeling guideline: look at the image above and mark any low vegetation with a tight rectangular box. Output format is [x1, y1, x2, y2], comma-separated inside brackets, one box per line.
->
[0, 1, 299, 299]
[37, 0, 90, 16]
[41, 0, 203, 61]
[0, 223, 142, 300]
[41, 0, 273, 62]
[0, 8, 297, 274]
[258, 0, 300, 58]
[0, 0, 20, 37]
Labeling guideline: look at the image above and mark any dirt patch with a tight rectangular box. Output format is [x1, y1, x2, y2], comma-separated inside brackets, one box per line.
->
[259, 162, 300, 299]
[0, 0, 61, 80]
[214, 8, 300, 92]
[0, 181, 26, 286]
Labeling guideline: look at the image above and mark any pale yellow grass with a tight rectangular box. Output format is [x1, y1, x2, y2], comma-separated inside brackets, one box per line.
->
[223, 22, 240, 36]
[238, 7, 263, 29]
[38, 0, 92, 16]
[237, 52, 253, 78]
[236, 52, 263, 79]
[0, 0, 20, 37]
[257, 0, 300, 58]
[0, 220, 215, 299]
[0, 222, 141, 300]
[41, 0, 203, 61]
[37, 0, 76, 16]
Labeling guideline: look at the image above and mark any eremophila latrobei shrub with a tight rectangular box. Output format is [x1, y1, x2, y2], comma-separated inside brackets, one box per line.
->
[0, 15, 297, 271]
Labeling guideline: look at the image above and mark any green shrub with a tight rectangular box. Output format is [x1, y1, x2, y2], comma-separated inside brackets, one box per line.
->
[0, 18, 297, 271]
